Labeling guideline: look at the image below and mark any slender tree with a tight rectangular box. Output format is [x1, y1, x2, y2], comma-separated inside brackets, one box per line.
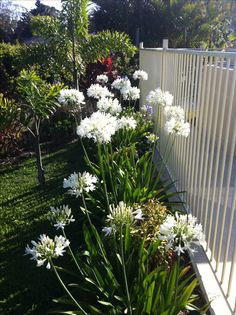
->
[18, 70, 63, 186]
[60, 0, 89, 88]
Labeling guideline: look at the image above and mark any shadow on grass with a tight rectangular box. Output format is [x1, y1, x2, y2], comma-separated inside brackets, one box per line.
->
[0, 141, 87, 315]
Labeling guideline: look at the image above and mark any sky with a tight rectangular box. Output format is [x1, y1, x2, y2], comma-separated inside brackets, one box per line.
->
[12, 0, 62, 11]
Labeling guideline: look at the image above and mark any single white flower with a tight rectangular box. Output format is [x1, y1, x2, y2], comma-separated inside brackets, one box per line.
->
[121, 86, 140, 101]
[63, 171, 98, 197]
[158, 213, 205, 255]
[77, 111, 119, 143]
[25, 234, 70, 269]
[146, 88, 173, 107]
[111, 77, 131, 91]
[165, 118, 190, 137]
[133, 70, 148, 81]
[58, 89, 85, 111]
[175, 244, 185, 256]
[87, 84, 113, 99]
[96, 74, 109, 84]
[117, 116, 137, 130]
[164, 105, 185, 121]
[48, 205, 75, 230]
[133, 208, 143, 220]
[97, 97, 122, 115]
[102, 226, 113, 237]
[146, 133, 159, 143]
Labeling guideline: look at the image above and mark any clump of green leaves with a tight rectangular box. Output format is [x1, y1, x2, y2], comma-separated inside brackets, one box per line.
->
[0, 93, 18, 131]
[83, 30, 137, 69]
[0, 94, 22, 156]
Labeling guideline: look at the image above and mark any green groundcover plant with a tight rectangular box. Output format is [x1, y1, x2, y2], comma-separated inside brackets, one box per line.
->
[25, 70, 207, 314]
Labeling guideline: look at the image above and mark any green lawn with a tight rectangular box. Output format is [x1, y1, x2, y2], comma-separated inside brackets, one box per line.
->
[0, 141, 85, 315]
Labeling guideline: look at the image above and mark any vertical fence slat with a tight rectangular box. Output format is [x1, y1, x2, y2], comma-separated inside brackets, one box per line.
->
[192, 56, 208, 217]
[201, 57, 218, 227]
[221, 175, 236, 284]
[184, 54, 196, 204]
[227, 238, 236, 297]
[203, 58, 224, 234]
[209, 58, 231, 260]
[189, 55, 204, 215]
[196, 56, 213, 222]
[186, 55, 200, 209]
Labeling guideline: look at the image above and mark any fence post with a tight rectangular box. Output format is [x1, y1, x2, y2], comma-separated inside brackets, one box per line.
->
[161, 39, 168, 90]
[162, 38, 169, 50]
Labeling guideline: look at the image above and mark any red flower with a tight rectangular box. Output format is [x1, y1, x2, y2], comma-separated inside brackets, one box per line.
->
[106, 57, 113, 73]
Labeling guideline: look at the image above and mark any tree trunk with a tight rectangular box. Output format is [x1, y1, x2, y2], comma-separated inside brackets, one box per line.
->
[35, 128, 45, 186]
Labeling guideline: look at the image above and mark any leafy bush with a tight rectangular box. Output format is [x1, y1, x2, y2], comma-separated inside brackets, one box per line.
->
[83, 31, 136, 68]
[0, 94, 22, 156]
[0, 43, 23, 96]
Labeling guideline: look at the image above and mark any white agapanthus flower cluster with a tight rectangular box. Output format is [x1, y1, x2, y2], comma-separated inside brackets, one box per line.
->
[158, 213, 205, 255]
[48, 205, 75, 230]
[97, 97, 122, 115]
[111, 77, 131, 91]
[96, 74, 109, 84]
[165, 118, 190, 137]
[25, 234, 70, 269]
[63, 171, 98, 197]
[121, 86, 140, 101]
[118, 116, 137, 130]
[164, 106, 184, 121]
[77, 111, 119, 143]
[146, 88, 173, 107]
[140, 104, 154, 116]
[133, 70, 148, 81]
[102, 201, 143, 236]
[87, 84, 113, 99]
[58, 89, 85, 109]
[146, 133, 159, 143]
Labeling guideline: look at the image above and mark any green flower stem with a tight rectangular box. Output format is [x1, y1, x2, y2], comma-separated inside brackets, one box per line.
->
[128, 98, 131, 111]
[81, 191, 93, 228]
[151, 135, 175, 190]
[120, 225, 132, 315]
[50, 260, 88, 315]
[147, 105, 161, 188]
[74, 113, 78, 127]
[62, 229, 83, 275]
[97, 143, 110, 212]
[146, 139, 158, 189]
[80, 138, 92, 169]
[157, 105, 161, 150]
[105, 144, 117, 204]
[158, 135, 175, 178]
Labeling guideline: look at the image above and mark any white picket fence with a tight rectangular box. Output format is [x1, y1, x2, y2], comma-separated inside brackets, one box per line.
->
[140, 45, 236, 314]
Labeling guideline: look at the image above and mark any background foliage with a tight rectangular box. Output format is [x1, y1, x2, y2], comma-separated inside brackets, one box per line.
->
[92, 0, 234, 48]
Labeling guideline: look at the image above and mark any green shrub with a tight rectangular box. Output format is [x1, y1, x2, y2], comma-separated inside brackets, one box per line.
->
[0, 43, 23, 96]
[0, 94, 22, 156]
[83, 31, 137, 73]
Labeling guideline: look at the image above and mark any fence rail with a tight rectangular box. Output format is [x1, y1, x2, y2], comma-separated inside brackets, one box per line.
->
[140, 47, 236, 314]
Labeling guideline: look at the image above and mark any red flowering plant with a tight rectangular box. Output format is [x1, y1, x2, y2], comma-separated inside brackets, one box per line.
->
[79, 56, 117, 91]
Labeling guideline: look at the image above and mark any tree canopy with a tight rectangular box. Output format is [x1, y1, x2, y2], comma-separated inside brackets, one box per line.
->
[92, 0, 233, 48]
